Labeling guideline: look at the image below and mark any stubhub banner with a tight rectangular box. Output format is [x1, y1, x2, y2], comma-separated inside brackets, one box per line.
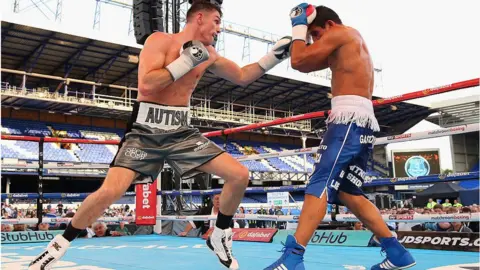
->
[2, 231, 64, 244]
[273, 230, 373, 247]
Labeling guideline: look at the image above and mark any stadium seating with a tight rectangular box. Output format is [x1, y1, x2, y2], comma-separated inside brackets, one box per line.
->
[470, 162, 479, 172]
[459, 161, 480, 189]
[1, 119, 51, 137]
[0, 119, 386, 175]
[181, 195, 265, 204]
[1, 140, 38, 160]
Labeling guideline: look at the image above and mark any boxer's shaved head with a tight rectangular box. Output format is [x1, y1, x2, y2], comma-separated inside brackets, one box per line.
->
[186, 1, 223, 22]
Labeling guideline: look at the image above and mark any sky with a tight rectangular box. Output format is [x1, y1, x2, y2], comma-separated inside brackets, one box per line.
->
[1, 0, 479, 170]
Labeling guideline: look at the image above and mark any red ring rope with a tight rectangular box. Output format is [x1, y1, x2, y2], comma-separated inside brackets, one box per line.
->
[2, 78, 478, 143]
[203, 78, 479, 137]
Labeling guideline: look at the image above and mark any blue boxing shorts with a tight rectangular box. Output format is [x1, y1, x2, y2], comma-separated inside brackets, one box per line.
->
[306, 95, 380, 205]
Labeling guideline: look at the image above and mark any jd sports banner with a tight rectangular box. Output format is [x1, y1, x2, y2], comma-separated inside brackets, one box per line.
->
[397, 231, 480, 252]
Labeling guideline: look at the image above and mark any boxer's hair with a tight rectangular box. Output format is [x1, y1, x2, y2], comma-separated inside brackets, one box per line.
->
[311, 5, 342, 28]
[186, 0, 223, 22]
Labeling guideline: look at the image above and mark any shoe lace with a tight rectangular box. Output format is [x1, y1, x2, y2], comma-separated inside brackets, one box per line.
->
[227, 242, 233, 257]
[269, 242, 289, 268]
[380, 246, 386, 258]
[277, 241, 287, 253]
[269, 241, 303, 268]
[224, 233, 234, 258]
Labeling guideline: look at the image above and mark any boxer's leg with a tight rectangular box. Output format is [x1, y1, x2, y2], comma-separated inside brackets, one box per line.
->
[198, 153, 249, 219]
[28, 167, 144, 270]
[294, 193, 328, 246]
[167, 129, 249, 228]
[198, 153, 248, 269]
[166, 129, 247, 269]
[338, 191, 392, 238]
[264, 123, 359, 270]
[339, 141, 415, 270]
[295, 123, 356, 246]
[340, 190, 416, 270]
[69, 167, 137, 231]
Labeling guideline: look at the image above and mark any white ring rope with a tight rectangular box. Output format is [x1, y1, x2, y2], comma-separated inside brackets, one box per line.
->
[2, 213, 478, 225]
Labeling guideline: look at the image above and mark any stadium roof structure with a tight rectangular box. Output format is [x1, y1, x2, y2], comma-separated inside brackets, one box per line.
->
[1, 21, 433, 137]
[426, 96, 479, 128]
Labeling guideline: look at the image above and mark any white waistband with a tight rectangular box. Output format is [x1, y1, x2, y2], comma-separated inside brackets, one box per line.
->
[136, 102, 190, 130]
[331, 95, 374, 112]
[327, 95, 380, 131]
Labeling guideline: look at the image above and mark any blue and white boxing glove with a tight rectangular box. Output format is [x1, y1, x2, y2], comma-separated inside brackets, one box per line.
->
[290, 3, 317, 42]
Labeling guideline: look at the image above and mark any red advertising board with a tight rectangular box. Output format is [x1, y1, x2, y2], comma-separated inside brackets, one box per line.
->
[135, 180, 157, 225]
[202, 228, 277, 243]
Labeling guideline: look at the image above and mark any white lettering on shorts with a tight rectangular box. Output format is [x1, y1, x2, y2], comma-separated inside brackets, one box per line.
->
[359, 135, 375, 144]
[346, 173, 363, 187]
[193, 141, 210, 152]
[330, 180, 340, 190]
[349, 165, 367, 179]
[124, 148, 147, 160]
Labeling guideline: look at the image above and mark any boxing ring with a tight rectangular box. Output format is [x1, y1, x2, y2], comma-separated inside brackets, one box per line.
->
[2, 78, 480, 270]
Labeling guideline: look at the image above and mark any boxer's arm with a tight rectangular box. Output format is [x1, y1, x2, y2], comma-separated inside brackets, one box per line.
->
[138, 33, 173, 95]
[208, 57, 264, 87]
[291, 28, 348, 73]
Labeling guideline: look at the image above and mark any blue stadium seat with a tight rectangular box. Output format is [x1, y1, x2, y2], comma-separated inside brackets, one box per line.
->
[0, 119, 390, 176]
[470, 162, 479, 172]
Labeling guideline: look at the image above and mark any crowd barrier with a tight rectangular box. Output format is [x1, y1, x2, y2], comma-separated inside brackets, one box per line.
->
[2, 171, 478, 200]
[2, 213, 478, 225]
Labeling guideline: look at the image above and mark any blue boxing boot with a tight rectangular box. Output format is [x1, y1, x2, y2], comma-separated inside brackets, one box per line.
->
[371, 237, 416, 270]
[264, 235, 305, 270]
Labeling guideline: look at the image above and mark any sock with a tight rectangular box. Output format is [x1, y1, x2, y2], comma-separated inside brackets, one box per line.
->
[215, 211, 233, 230]
[62, 222, 84, 242]
[293, 236, 306, 249]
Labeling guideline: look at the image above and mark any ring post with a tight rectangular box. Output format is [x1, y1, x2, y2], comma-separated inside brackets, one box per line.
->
[154, 172, 162, 234]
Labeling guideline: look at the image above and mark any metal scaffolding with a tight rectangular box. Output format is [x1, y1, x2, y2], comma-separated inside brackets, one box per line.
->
[93, 0, 101, 30]
[12, 0, 63, 22]
[93, 0, 133, 33]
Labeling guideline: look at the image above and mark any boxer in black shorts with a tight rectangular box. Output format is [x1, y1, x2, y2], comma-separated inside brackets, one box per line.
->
[29, 1, 293, 269]
[111, 101, 224, 183]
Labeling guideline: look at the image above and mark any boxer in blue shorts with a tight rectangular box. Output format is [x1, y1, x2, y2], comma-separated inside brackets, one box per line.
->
[265, 4, 415, 270]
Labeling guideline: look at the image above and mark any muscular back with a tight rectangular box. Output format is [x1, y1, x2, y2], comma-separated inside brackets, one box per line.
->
[137, 32, 218, 106]
[329, 27, 374, 99]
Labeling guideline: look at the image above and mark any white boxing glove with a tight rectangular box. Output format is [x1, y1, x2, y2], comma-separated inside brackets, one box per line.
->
[258, 36, 293, 71]
[166, 40, 210, 81]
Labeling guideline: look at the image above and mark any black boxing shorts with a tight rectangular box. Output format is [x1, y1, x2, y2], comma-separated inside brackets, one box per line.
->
[110, 101, 224, 184]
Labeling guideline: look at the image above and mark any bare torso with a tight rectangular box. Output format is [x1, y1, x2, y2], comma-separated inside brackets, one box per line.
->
[328, 27, 374, 99]
[137, 33, 218, 106]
